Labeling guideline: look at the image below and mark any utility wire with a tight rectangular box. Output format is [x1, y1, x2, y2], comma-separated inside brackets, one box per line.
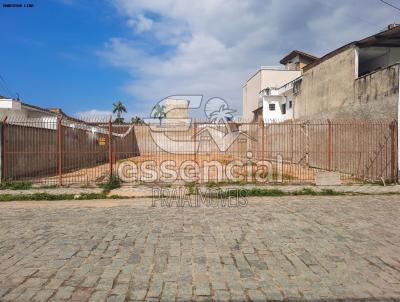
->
[379, 0, 400, 12]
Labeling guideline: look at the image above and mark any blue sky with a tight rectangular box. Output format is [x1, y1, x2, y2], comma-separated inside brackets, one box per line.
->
[1, 0, 399, 119]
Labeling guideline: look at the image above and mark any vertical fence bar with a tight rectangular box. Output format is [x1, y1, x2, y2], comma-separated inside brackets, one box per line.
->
[108, 118, 113, 178]
[261, 121, 265, 160]
[391, 120, 398, 183]
[305, 122, 309, 167]
[1, 117, 7, 181]
[57, 116, 63, 186]
[327, 119, 333, 171]
[192, 121, 198, 183]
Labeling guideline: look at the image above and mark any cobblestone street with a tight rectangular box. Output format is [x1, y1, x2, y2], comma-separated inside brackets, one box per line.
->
[0, 196, 399, 301]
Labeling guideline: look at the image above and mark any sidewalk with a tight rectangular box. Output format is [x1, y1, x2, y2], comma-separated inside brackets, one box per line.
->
[107, 184, 400, 198]
[1, 184, 399, 198]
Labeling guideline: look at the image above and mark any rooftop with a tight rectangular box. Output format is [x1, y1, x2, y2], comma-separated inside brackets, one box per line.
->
[304, 24, 400, 72]
[279, 50, 319, 65]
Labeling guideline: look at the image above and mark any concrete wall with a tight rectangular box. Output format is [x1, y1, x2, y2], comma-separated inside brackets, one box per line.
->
[354, 64, 399, 119]
[242, 70, 261, 121]
[295, 47, 357, 119]
[295, 46, 399, 120]
[260, 69, 301, 89]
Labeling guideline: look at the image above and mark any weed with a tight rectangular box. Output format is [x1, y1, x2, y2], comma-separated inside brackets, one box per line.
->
[0, 182, 33, 190]
[292, 188, 318, 195]
[98, 174, 121, 193]
[205, 181, 220, 188]
[247, 188, 285, 196]
[320, 189, 344, 195]
[185, 182, 196, 195]
[0, 192, 109, 201]
[35, 184, 58, 189]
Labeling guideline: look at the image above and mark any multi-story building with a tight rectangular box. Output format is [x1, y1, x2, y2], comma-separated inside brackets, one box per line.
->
[246, 24, 400, 123]
[245, 51, 318, 122]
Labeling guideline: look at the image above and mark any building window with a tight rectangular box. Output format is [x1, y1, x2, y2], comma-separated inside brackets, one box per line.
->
[289, 100, 292, 108]
[282, 103, 286, 115]
[269, 104, 275, 111]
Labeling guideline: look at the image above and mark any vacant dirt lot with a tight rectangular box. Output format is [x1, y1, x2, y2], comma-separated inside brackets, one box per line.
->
[0, 196, 399, 301]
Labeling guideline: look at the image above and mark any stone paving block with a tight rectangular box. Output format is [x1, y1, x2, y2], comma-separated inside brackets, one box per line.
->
[0, 196, 400, 301]
[87, 290, 108, 302]
[213, 289, 230, 302]
[0, 288, 11, 299]
[2, 287, 26, 301]
[23, 277, 48, 288]
[106, 294, 126, 302]
[15, 288, 39, 301]
[52, 286, 75, 300]
[96, 278, 114, 291]
[147, 278, 163, 298]
[247, 289, 266, 301]
[128, 288, 147, 301]
[195, 282, 210, 296]
[32, 289, 55, 302]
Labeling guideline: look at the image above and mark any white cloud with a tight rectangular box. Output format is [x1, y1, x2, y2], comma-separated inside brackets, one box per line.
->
[127, 14, 154, 33]
[100, 0, 400, 117]
[75, 109, 112, 122]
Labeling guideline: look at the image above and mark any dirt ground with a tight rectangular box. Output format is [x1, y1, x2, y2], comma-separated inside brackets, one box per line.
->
[37, 153, 322, 185]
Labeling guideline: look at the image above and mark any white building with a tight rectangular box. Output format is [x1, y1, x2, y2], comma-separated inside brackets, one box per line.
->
[0, 96, 57, 125]
[244, 50, 318, 123]
[0, 96, 88, 130]
[258, 77, 299, 122]
[242, 66, 300, 121]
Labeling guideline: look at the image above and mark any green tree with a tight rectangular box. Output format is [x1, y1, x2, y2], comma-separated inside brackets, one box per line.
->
[112, 101, 127, 124]
[131, 116, 144, 125]
[152, 104, 166, 124]
[114, 117, 125, 124]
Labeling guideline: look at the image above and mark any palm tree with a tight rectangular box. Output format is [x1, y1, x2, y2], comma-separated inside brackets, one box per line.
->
[112, 101, 127, 124]
[131, 116, 144, 125]
[152, 104, 166, 124]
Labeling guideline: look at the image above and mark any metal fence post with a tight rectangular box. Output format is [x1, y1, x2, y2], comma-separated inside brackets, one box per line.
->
[57, 116, 63, 186]
[391, 120, 398, 183]
[1, 117, 8, 182]
[193, 121, 197, 183]
[109, 118, 113, 178]
[327, 119, 333, 171]
[261, 121, 265, 160]
[290, 120, 294, 162]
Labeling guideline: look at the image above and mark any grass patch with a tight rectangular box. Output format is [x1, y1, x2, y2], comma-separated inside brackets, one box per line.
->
[185, 182, 196, 195]
[228, 187, 346, 197]
[0, 192, 110, 202]
[319, 188, 345, 195]
[98, 175, 121, 193]
[291, 188, 345, 196]
[245, 188, 286, 196]
[0, 182, 33, 190]
[292, 188, 318, 195]
[35, 184, 59, 189]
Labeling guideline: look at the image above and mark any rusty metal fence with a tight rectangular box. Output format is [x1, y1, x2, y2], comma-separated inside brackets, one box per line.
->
[0, 117, 398, 185]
